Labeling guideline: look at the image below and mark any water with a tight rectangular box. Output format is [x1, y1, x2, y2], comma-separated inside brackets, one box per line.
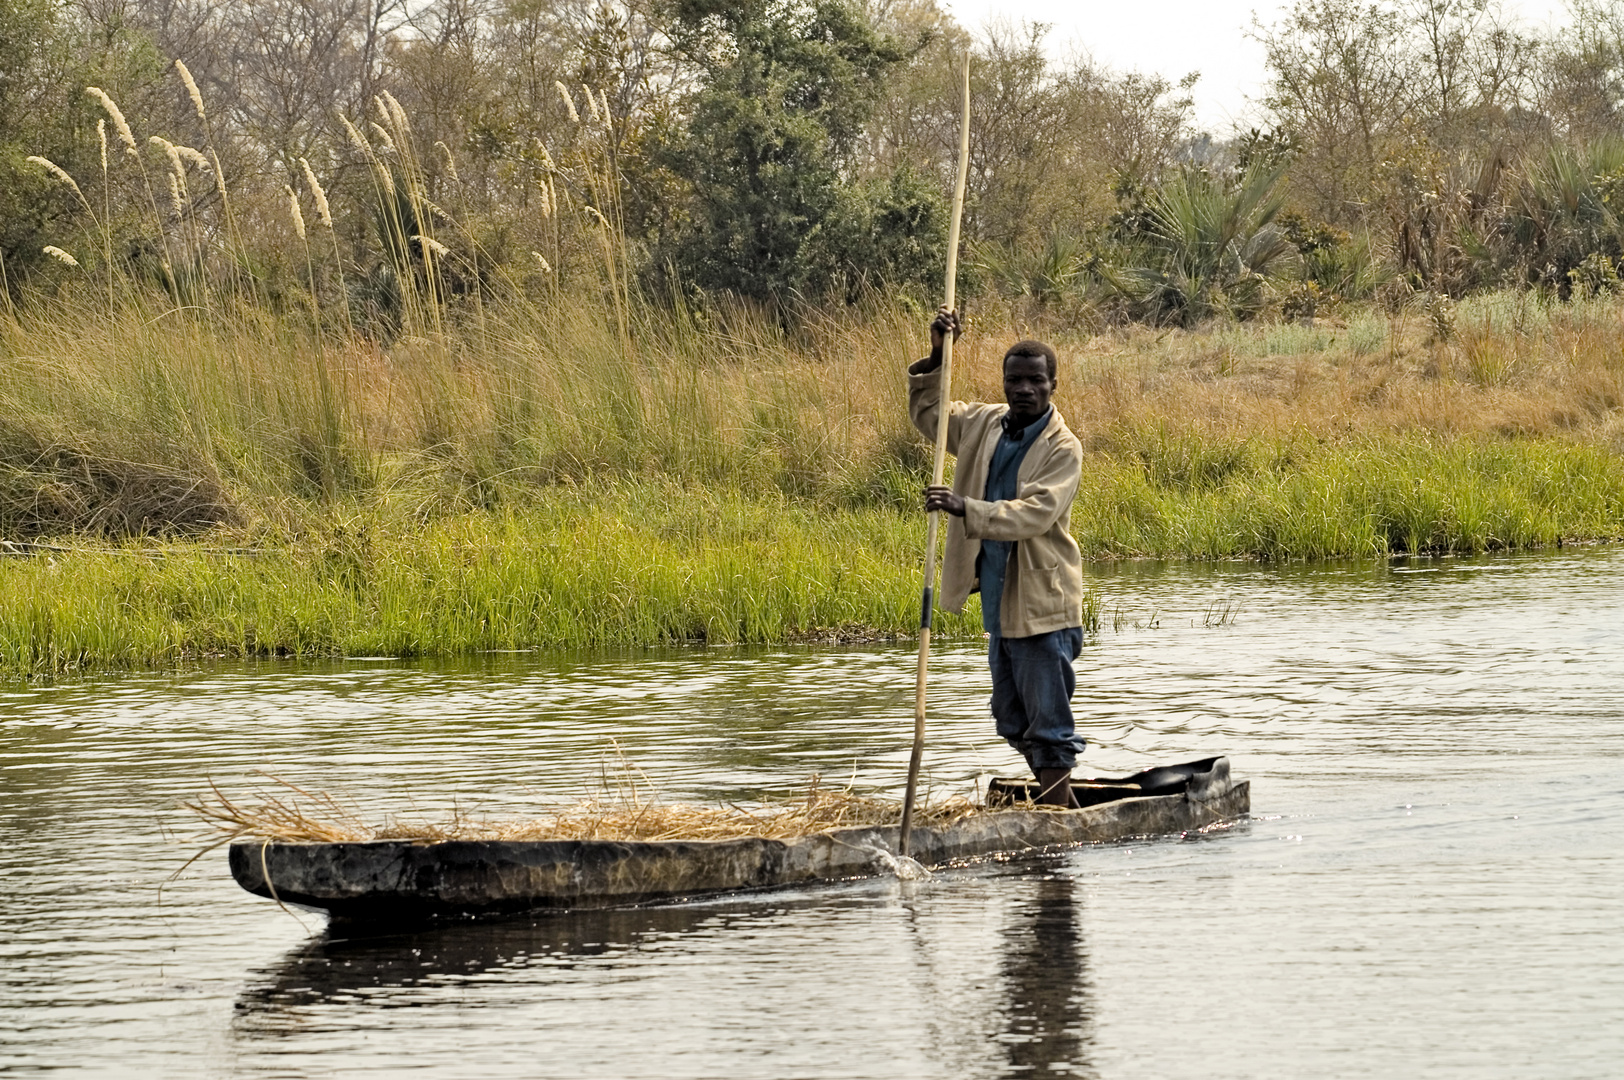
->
[3, 548, 1623, 1078]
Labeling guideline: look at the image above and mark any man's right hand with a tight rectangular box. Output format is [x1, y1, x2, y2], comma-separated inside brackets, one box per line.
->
[914, 306, 960, 373]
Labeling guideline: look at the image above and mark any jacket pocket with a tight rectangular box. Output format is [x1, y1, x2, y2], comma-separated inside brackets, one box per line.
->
[1018, 566, 1065, 620]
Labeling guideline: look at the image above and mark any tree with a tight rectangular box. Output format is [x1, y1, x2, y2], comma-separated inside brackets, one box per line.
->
[1253, 0, 1417, 227]
[657, 0, 942, 302]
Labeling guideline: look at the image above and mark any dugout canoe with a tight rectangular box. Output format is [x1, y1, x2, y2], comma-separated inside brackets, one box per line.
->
[228, 756, 1247, 923]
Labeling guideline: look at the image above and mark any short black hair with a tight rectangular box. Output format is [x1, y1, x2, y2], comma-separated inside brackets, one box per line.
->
[1003, 339, 1057, 381]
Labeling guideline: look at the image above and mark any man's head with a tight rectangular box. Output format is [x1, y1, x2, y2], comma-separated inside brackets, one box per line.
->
[1002, 339, 1057, 427]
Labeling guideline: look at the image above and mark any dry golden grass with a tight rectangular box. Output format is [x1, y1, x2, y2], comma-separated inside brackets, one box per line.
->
[185, 770, 987, 847]
[1033, 297, 1624, 451]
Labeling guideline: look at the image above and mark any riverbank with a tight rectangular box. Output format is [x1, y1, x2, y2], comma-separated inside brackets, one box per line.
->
[3, 289, 1624, 675]
[1, 441, 1618, 676]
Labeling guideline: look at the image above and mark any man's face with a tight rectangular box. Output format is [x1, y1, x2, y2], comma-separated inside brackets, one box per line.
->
[1003, 354, 1055, 425]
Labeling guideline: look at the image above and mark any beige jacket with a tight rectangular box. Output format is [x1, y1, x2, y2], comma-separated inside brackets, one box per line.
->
[909, 366, 1085, 637]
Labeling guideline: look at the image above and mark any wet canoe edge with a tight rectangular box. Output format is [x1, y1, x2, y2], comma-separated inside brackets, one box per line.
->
[228, 762, 1248, 925]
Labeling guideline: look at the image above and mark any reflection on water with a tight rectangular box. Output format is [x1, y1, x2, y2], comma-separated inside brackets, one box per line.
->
[238, 903, 731, 1015]
[999, 874, 1092, 1077]
[4, 547, 1624, 1077]
[232, 869, 1106, 1077]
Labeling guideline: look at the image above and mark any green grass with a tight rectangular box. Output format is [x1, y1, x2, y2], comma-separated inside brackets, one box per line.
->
[2, 431, 1618, 677]
[0, 485, 991, 676]
[1075, 434, 1624, 559]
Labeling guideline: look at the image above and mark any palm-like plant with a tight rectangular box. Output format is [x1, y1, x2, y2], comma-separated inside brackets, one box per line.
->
[1509, 140, 1624, 295]
[1104, 161, 1298, 325]
[975, 232, 1088, 305]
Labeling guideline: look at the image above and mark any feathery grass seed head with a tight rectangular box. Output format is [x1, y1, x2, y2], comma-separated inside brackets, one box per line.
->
[599, 88, 612, 124]
[209, 149, 228, 197]
[339, 112, 372, 157]
[42, 246, 80, 268]
[97, 120, 106, 171]
[285, 185, 306, 239]
[532, 251, 553, 273]
[151, 135, 185, 175]
[556, 81, 579, 123]
[583, 82, 600, 123]
[298, 159, 332, 227]
[369, 122, 397, 154]
[26, 156, 87, 204]
[382, 91, 409, 134]
[85, 87, 135, 150]
[169, 172, 183, 216]
[413, 234, 450, 258]
[435, 141, 458, 182]
[175, 60, 207, 123]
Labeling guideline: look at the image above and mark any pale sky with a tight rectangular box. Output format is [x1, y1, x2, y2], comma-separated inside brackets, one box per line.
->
[941, 0, 1579, 131]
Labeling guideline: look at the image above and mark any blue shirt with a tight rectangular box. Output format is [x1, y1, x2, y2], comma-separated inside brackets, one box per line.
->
[977, 406, 1052, 634]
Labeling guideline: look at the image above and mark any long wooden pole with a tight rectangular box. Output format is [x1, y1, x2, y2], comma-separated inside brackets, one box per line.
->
[900, 52, 972, 857]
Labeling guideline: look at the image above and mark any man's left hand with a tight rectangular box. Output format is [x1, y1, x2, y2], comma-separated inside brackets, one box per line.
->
[924, 485, 965, 517]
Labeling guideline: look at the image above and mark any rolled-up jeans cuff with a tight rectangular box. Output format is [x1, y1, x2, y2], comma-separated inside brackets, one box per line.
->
[1015, 741, 1082, 771]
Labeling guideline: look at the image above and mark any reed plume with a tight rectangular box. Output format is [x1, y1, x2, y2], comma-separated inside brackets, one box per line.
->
[556, 81, 579, 123]
[26, 156, 92, 214]
[285, 185, 305, 239]
[298, 158, 332, 228]
[175, 60, 207, 123]
[85, 87, 135, 151]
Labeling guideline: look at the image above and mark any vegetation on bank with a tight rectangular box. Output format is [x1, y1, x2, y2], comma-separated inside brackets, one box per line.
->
[5, 284, 1624, 676]
[0, 490, 983, 676]
[7, 3, 1624, 679]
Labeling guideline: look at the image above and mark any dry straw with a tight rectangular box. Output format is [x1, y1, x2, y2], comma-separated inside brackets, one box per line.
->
[186, 771, 984, 846]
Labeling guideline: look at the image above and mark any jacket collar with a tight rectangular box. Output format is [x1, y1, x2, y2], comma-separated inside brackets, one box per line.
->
[1000, 404, 1053, 442]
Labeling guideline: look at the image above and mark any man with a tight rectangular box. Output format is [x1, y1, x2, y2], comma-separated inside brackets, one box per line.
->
[908, 308, 1087, 807]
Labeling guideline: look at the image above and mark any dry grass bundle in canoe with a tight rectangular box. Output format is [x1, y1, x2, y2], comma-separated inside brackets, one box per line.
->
[185, 771, 986, 847]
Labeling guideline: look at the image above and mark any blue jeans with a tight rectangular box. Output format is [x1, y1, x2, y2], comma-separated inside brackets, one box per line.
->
[989, 627, 1087, 771]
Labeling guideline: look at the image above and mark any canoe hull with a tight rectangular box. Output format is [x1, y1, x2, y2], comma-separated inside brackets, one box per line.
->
[228, 764, 1247, 923]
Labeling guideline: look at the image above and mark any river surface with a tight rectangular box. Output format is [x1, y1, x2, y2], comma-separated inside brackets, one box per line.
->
[3, 548, 1623, 1078]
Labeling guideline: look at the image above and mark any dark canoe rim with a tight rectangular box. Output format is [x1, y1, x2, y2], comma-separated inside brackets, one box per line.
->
[228, 756, 1247, 924]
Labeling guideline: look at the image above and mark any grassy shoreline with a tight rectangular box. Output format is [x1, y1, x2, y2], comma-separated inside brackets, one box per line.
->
[2, 443, 1619, 677]
[6, 290, 1624, 677]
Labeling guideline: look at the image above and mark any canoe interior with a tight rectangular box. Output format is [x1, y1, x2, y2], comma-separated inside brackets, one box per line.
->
[985, 755, 1231, 809]
[228, 756, 1248, 925]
